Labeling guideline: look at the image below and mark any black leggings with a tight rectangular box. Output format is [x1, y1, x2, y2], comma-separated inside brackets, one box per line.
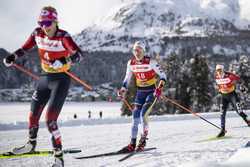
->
[29, 73, 70, 149]
[220, 91, 244, 129]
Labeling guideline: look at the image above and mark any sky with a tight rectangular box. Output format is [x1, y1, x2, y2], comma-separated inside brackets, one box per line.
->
[0, 0, 122, 51]
[1, 0, 250, 52]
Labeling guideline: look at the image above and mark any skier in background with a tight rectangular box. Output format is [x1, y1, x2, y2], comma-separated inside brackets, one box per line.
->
[215, 64, 250, 138]
[118, 41, 166, 152]
[88, 110, 92, 119]
[99, 111, 103, 119]
[3, 6, 84, 167]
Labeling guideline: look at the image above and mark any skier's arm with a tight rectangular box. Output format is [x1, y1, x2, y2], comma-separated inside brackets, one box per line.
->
[3, 29, 37, 67]
[231, 73, 240, 81]
[228, 72, 240, 85]
[15, 29, 38, 57]
[62, 32, 84, 64]
[150, 59, 166, 98]
[151, 59, 167, 88]
[122, 60, 133, 89]
[117, 60, 132, 97]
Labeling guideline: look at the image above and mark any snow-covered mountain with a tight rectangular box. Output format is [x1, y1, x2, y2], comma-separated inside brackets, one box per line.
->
[75, 0, 250, 53]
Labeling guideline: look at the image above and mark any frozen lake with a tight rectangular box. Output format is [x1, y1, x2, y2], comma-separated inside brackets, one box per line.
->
[0, 102, 122, 124]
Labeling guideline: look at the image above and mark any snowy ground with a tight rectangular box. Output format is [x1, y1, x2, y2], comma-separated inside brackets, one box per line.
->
[0, 102, 249, 167]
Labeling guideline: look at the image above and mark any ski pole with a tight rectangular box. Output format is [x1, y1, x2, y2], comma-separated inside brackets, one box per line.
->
[64, 70, 133, 111]
[144, 97, 157, 124]
[12, 63, 39, 80]
[12, 63, 130, 110]
[117, 92, 133, 112]
[13, 63, 92, 91]
[121, 98, 133, 112]
[161, 95, 223, 131]
[64, 71, 133, 111]
[64, 71, 93, 91]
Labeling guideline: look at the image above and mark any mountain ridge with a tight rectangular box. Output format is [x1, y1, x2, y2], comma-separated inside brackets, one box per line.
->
[74, 0, 250, 54]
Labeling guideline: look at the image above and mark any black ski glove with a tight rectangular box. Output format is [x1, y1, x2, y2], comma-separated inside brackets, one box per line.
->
[3, 54, 16, 67]
[69, 51, 84, 64]
[240, 84, 248, 94]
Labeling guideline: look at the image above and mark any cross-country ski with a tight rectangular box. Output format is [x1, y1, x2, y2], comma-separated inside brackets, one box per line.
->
[118, 147, 157, 162]
[0, 149, 81, 159]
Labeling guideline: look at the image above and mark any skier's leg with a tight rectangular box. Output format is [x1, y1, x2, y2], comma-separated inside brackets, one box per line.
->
[120, 91, 146, 153]
[46, 74, 70, 166]
[217, 96, 229, 137]
[29, 77, 51, 142]
[120, 104, 144, 153]
[130, 90, 146, 142]
[13, 77, 50, 154]
[231, 92, 249, 125]
[131, 104, 142, 140]
[118, 104, 142, 153]
[137, 92, 154, 150]
[46, 75, 70, 151]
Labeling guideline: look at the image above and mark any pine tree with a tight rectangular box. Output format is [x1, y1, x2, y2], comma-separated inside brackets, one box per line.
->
[175, 59, 192, 114]
[189, 54, 212, 112]
[235, 55, 250, 109]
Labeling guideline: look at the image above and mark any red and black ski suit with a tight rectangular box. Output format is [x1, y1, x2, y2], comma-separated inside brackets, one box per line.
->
[215, 72, 248, 129]
[13, 27, 83, 150]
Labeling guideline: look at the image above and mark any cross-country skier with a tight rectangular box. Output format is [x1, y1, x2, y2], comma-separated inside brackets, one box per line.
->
[118, 41, 166, 152]
[3, 6, 84, 167]
[215, 64, 250, 138]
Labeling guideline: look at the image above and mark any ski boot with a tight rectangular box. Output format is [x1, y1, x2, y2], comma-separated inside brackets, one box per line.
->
[216, 129, 226, 138]
[118, 143, 136, 153]
[12, 139, 36, 154]
[136, 135, 148, 151]
[247, 121, 250, 127]
[118, 138, 136, 153]
[52, 149, 64, 167]
[239, 112, 250, 126]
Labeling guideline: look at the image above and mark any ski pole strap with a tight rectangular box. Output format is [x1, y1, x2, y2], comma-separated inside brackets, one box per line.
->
[64, 71, 92, 91]
[161, 95, 222, 131]
[12, 63, 39, 80]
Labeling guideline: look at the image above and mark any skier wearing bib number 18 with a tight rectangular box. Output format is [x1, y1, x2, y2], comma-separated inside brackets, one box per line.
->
[3, 6, 84, 167]
[118, 41, 166, 153]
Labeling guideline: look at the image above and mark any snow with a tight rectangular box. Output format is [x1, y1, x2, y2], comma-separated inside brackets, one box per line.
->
[212, 44, 242, 55]
[0, 102, 250, 166]
[181, 148, 250, 167]
[97, 0, 247, 31]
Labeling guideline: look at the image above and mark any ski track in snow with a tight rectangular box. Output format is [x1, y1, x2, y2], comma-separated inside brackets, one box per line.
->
[0, 103, 249, 167]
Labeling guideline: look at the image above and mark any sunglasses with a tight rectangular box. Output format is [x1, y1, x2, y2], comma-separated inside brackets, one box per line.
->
[38, 20, 53, 27]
